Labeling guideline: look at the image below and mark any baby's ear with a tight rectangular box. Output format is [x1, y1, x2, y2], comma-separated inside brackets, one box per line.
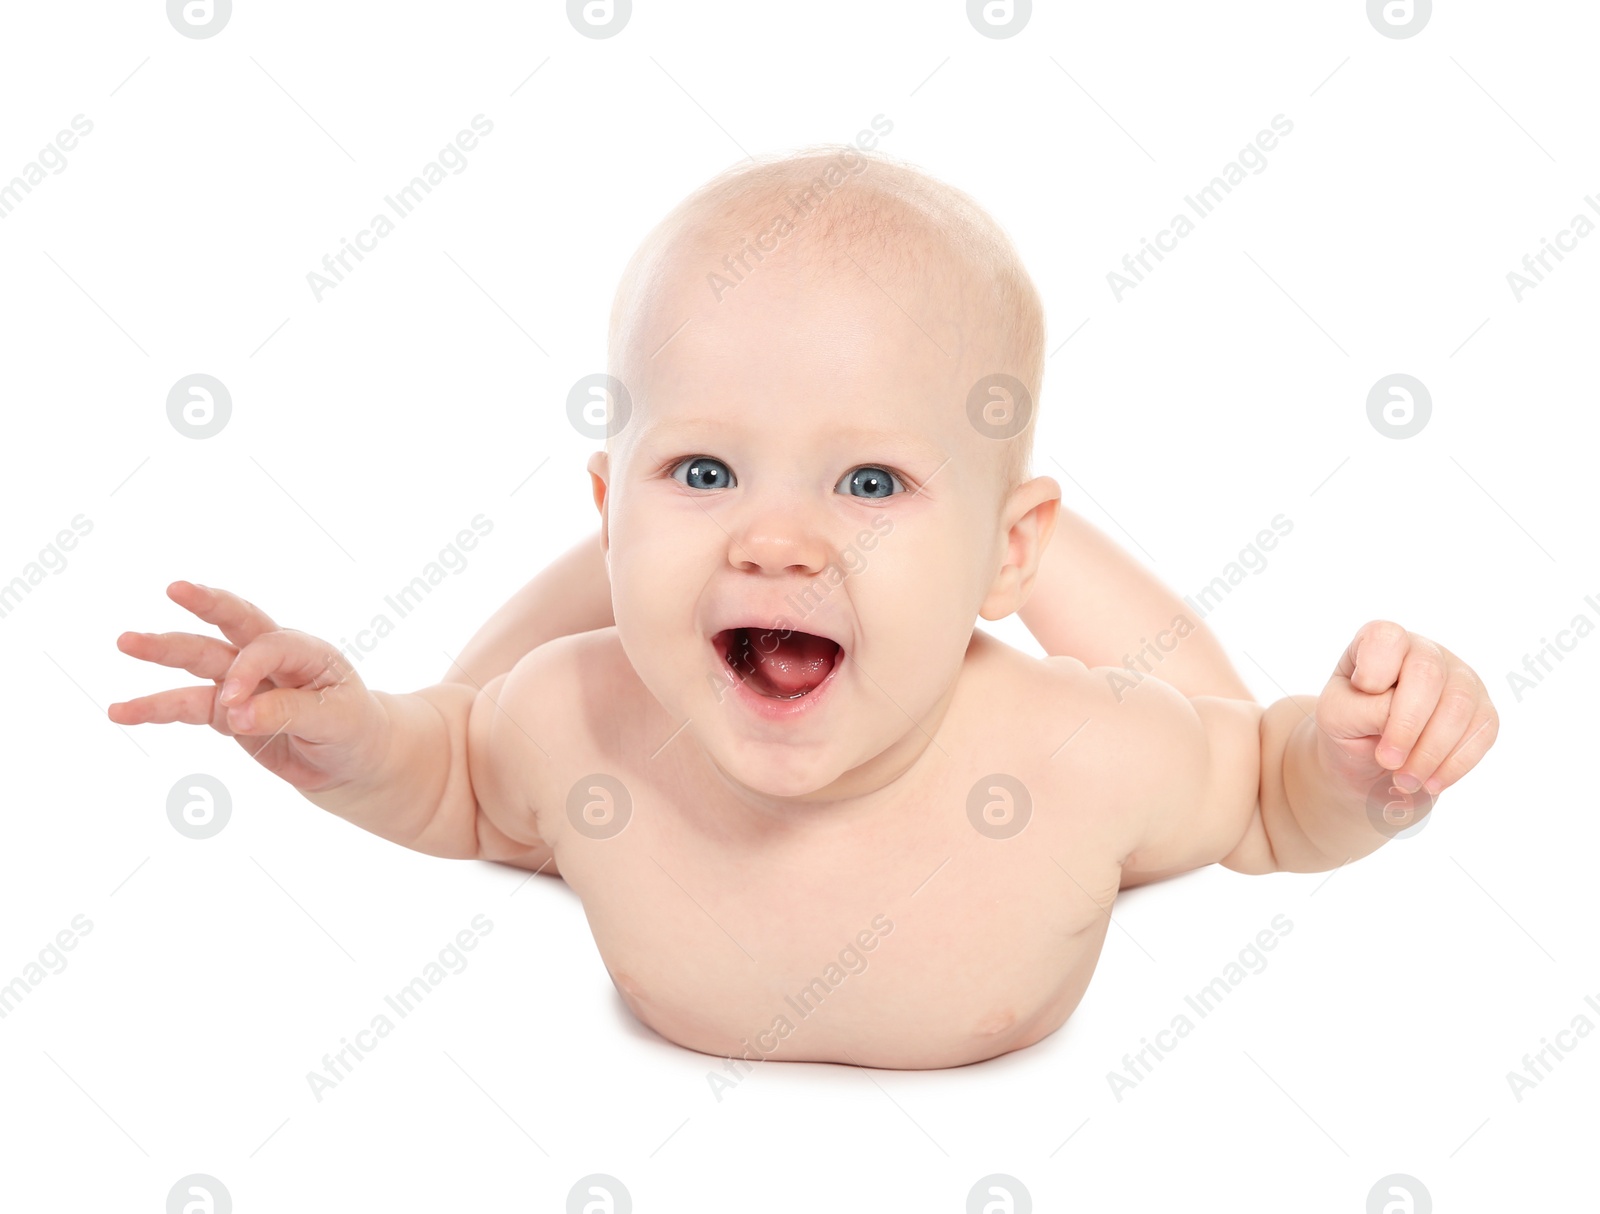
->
[978, 477, 1061, 621]
[587, 450, 611, 551]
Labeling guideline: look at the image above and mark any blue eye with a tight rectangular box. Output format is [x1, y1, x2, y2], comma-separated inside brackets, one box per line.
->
[836, 466, 904, 499]
[672, 456, 736, 490]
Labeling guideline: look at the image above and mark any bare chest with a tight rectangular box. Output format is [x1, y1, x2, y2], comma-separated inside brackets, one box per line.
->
[551, 760, 1122, 1068]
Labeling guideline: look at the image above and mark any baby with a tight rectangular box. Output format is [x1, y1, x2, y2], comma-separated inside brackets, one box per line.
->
[110, 146, 1499, 1070]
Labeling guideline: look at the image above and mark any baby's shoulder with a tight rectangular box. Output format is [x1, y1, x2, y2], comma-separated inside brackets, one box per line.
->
[961, 633, 1195, 786]
[963, 631, 1126, 720]
[499, 625, 641, 726]
[1035, 649, 1201, 756]
[486, 627, 657, 837]
[945, 637, 1176, 861]
[512, 624, 630, 678]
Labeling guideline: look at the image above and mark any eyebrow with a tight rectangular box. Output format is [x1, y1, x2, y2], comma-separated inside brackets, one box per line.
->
[639, 418, 948, 464]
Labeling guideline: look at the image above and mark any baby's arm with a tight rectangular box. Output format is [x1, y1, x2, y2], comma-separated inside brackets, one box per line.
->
[1018, 505, 1253, 701]
[111, 583, 553, 870]
[304, 663, 554, 872]
[1099, 620, 1497, 882]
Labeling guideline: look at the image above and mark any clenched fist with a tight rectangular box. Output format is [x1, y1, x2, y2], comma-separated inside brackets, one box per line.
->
[1316, 619, 1499, 800]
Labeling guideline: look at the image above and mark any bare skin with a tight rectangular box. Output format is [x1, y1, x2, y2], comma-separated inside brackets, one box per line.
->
[445, 510, 1255, 706]
[108, 162, 1499, 1070]
[438, 509, 1256, 883]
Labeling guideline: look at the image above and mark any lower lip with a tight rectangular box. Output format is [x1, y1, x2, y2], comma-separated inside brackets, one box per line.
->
[714, 637, 846, 721]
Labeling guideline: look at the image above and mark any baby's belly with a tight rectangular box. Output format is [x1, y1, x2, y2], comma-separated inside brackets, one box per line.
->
[579, 859, 1116, 1069]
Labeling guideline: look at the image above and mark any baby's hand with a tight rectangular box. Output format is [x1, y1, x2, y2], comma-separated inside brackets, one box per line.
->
[109, 582, 389, 794]
[1316, 620, 1499, 799]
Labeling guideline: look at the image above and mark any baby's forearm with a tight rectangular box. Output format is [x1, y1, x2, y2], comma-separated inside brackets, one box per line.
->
[444, 532, 612, 687]
[1254, 696, 1387, 872]
[1019, 507, 1253, 701]
[303, 684, 484, 860]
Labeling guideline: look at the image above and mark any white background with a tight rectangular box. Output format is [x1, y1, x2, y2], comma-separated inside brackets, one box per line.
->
[1, 1, 1594, 1210]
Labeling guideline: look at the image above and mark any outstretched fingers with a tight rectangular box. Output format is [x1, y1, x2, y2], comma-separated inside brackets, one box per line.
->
[116, 629, 238, 681]
[166, 581, 282, 649]
[109, 684, 220, 727]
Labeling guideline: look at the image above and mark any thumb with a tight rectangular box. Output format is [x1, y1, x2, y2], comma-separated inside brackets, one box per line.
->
[220, 629, 355, 704]
[1317, 671, 1393, 741]
[224, 683, 371, 745]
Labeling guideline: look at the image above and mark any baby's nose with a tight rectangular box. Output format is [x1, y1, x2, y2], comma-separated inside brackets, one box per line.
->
[729, 506, 829, 576]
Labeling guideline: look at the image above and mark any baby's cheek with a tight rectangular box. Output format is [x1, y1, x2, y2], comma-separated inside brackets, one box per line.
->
[610, 549, 676, 621]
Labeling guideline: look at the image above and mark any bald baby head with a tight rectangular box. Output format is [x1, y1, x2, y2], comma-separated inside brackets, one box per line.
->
[606, 145, 1046, 491]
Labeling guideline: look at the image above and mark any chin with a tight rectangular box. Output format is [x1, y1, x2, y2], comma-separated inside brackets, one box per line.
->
[706, 735, 844, 801]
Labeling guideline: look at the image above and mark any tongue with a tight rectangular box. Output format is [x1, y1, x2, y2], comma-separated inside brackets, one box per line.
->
[745, 630, 838, 697]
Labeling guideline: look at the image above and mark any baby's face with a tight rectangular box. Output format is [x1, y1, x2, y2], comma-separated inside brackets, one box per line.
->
[595, 231, 1034, 801]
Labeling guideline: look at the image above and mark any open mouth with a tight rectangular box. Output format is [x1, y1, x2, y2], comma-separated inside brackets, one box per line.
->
[711, 627, 844, 700]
